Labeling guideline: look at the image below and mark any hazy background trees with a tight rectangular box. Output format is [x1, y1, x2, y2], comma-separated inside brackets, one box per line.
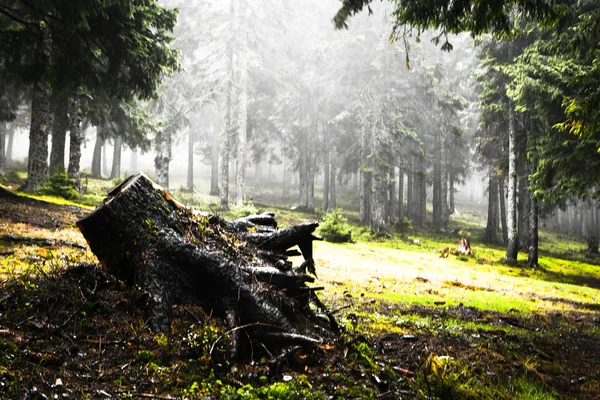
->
[1, 0, 599, 253]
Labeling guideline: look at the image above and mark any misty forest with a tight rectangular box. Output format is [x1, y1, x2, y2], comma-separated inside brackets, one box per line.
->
[1, 0, 600, 398]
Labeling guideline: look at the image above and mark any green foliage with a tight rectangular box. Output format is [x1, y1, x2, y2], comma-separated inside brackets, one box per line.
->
[231, 200, 259, 218]
[39, 170, 79, 200]
[319, 209, 353, 243]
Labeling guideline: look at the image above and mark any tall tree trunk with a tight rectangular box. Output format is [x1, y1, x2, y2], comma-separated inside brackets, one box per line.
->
[254, 161, 262, 197]
[483, 173, 500, 243]
[518, 178, 531, 250]
[5, 128, 14, 164]
[210, 123, 219, 196]
[298, 129, 308, 209]
[432, 132, 442, 230]
[235, 2, 249, 207]
[0, 122, 6, 175]
[307, 123, 315, 211]
[187, 127, 195, 192]
[91, 126, 104, 179]
[49, 90, 69, 175]
[23, 81, 51, 193]
[322, 148, 330, 211]
[110, 136, 122, 180]
[528, 196, 539, 268]
[449, 169, 455, 214]
[388, 171, 396, 223]
[499, 176, 508, 244]
[371, 173, 387, 232]
[398, 167, 404, 221]
[359, 125, 371, 223]
[419, 162, 427, 228]
[102, 142, 108, 178]
[67, 90, 84, 188]
[505, 94, 519, 259]
[154, 132, 171, 188]
[220, 0, 236, 211]
[406, 160, 413, 221]
[330, 157, 337, 210]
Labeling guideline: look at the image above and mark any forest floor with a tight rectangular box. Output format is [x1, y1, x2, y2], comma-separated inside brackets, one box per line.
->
[1, 185, 600, 399]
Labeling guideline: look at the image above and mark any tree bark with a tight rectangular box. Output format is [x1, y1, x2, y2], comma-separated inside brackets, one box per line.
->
[528, 196, 539, 267]
[220, 0, 236, 211]
[505, 95, 519, 260]
[322, 148, 330, 211]
[518, 177, 530, 251]
[22, 81, 51, 193]
[5, 128, 14, 164]
[406, 160, 413, 221]
[110, 136, 123, 180]
[0, 122, 5, 175]
[68, 90, 85, 188]
[483, 173, 500, 243]
[433, 132, 442, 229]
[499, 176, 508, 244]
[398, 167, 404, 221]
[154, 131, 171, 188]
[77, 173, 335, 358]
[329, 156, 337, 210]
[91, 126, 104, 179]
[210, 123, 219, 196]
[49, 90, 69, 175]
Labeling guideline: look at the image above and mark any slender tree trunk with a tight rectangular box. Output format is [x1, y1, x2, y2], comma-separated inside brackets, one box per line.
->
[91, 126, 104, 179]
[187, 127, 195, 192]
[499, 176, 508, 244]
[330, 157, 337, 209]
[483, 173, 500, 243]
[235, 79, 248, 206]
[307, 121, 316, 210]
[518, 178, 531, 250]
[322, 148, 330, 211]
[110, 136, 122, 180]
[0, 122, 6, 175]
[254, 161, 262, 197]
[210, 123, 219, 196]
[432, 132, 442, 230]
[398, 167, 404, 221]
[102, 141, 109, 178]
[67, 90, 84, 187]
[220, 0, 236, 211]
[154, 132, 171, 189]
[506, 94, 519, 259]
[388, 171, 396, 223]
[371, 173, 387, 232]
[359, 124, 371, 223]
[298, 129, 308, 209]
[528, 196, 539, 267]
[23, 81, 51, 193]
[406, 160, 413, 221]
[449, 169, 455, 214]
[49, 90, 69, 175]
[419, 163, 427, 228]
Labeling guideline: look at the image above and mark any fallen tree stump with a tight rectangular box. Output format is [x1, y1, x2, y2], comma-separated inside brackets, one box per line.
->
[77, 173, 337, 360]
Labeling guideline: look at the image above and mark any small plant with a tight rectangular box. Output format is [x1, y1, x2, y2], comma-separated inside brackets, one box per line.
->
[39, 169, 80, 200]
[319, 209, 353, 243]
[231, 199, 259, 218]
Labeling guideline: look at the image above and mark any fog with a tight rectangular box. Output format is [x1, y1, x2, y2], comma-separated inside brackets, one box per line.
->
[7, 0, 594, 238]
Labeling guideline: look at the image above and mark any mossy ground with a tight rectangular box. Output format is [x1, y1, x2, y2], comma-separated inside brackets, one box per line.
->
[0, 175, 598, 399]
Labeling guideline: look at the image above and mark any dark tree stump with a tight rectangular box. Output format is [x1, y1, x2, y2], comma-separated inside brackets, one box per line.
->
[77, 173, 336, 359]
